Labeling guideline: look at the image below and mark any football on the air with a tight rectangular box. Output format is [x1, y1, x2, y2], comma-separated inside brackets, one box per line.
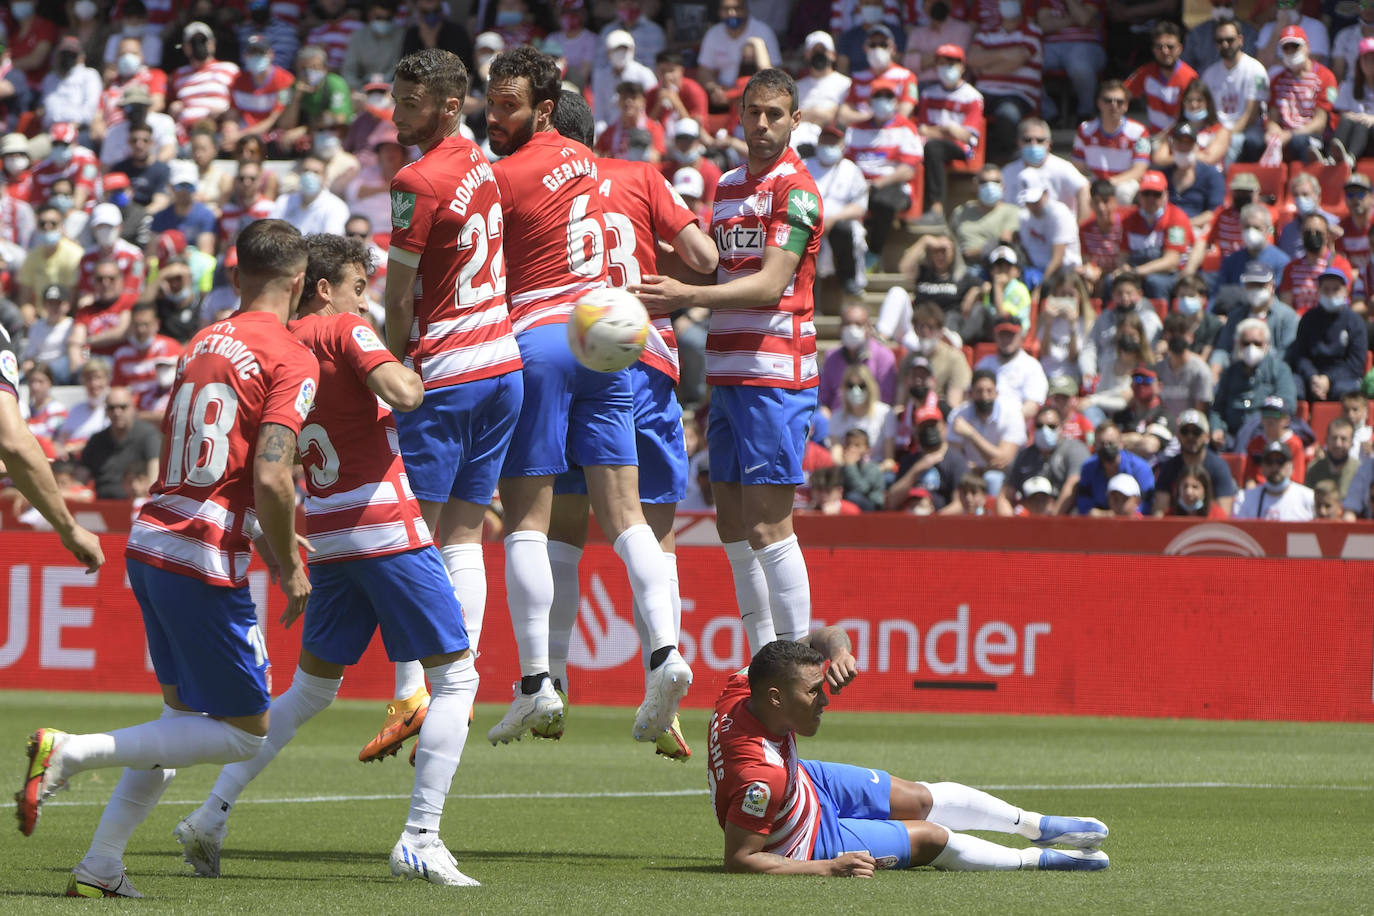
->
[567, 287, 650, 373]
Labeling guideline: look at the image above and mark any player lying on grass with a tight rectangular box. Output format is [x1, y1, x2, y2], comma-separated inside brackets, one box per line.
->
[711, 630, 1110, 876]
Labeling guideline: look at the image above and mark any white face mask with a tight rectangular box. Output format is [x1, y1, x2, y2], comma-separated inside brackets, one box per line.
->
[1319, 293, 1347, 311]
[74, 0, 98, 19]
[1282, 47, 1308, 69]
[866, 47, 892, 72]
[1246, 286, 1271, 309]
[609, 47, 631, 69]
[999, 0, 1021, 18]
[1239, 343, 1266, 367]
[1174, 150, 1195, 168]
[870, 97, 897, 121]
[859, 4, 883, 23]
[117, 53, 141, 78]
[917, 335, 937, 354]
[845, 384, 868, 407]
[1243, 227, 1268, 250]
[937, 64, 961, 87]
[1295, 194, 1316, 215]
[94, 225, 118, 248]
[816, 144, 842, 166]
[841, 324, 867, 352]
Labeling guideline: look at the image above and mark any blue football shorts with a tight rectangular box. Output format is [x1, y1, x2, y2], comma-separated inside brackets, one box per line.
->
[708, 384, 818, 486]
[301, 546, 469, 666]
[127, 558, 270, 718]
[502, 322, 637, 478]
[803, 759, 912, 869]
[554, 362, 687, 503]
[395, 371, 522, 504]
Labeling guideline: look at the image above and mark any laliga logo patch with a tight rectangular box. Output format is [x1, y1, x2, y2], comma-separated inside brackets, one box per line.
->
[0, 350, 18, 389]
[295, 378, 317, 419]
[741, 781, 770, 817]
[353, 324, 385, 353]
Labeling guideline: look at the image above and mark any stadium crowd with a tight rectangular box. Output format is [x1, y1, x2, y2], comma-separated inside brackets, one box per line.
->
[2, 0, 1374, 525]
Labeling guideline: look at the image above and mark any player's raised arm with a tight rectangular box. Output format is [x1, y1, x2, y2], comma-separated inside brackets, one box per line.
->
[253, 422, 310, 625]
[804, 626, 859, 692]
[725, 822, 875, 876]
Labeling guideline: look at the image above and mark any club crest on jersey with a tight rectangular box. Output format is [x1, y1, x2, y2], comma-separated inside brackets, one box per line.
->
[741, 782, 770, 818]
[352, 324, 385, 352]
[0, 350, 17, 389]
[295, 378, 317, 419]
[391, 190, 416, 229]
[752, 191, 773, 218]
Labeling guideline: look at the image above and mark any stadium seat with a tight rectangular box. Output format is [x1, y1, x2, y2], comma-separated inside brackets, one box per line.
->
[1227, 163, 1287, 208]
[1149, 298, 1168, 321]
[972, 341, 998, 366]
[1308, 401, 1343, 443]
[1221, 452, 1245, 483]
[900, 161, 926, 222]
[1296, 400, 1310, 421]
[962, 344, 974, 368]
[1358, 159, 1374, 185]
[1288, 161, 1351, 214]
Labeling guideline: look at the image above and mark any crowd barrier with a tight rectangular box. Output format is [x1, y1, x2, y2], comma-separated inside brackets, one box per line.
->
[0, 516, 1368, 723]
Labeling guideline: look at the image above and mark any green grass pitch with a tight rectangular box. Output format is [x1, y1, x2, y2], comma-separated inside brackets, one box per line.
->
[2, 690, 1371, 914]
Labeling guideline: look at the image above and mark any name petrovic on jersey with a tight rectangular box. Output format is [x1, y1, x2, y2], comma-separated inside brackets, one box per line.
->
[191, 326, 263, 380]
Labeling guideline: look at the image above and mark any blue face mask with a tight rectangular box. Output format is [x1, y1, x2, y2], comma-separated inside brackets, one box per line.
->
[816, 145, 842, 166]
[1180, 497, 1204, 512]
[495, 9, 524, 27]
[978, 181, 1003, 206]
[725, 15, 745, 29]
[1184, 106, 1208, 123]
[299, 171, 322, 197]
[110, 191, 130, 207]
[246, 54, 270, 75]
[1177, 295, 1202, 315]
[50, 194, 74, 213]
[1021, 144, 1047, 166]
[35, 229, 61, 248]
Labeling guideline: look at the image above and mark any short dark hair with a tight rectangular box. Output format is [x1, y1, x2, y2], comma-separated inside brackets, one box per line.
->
[616, 80, 646, 100]
[742, 68, 799, 114]
[394, 48, 470, 105]
[301, 233, 373, 307]
[26, 362, 55, 384]
[1112, 270, 1143, 293]
[810, 465, 843, 491]
[1163, 312, 1193, 336]
[748, 640, 825, 696]
[1213, 17, 1240, 38]
[655, 50, 683, 67]
[972, 368, 998, 387]
[131, 301, 157, 319]
[913, 301, 944, 328]
[488, 45, 562, 112]
[1328, 416, 1355, 436]
[1153, 20, 1183, 41]
[843, 427, 870, 446]
[552, 89, 595, 147]
[236, 219, 308, 282]
[1090, 178, 1115, 199]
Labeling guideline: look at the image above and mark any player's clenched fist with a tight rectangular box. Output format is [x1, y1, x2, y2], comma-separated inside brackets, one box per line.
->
[828, 852, 875, 878]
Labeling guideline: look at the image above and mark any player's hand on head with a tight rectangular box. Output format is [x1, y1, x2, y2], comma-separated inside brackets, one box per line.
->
[61, 526, 104, 574]
[830, 851, 875, 878]
[826, 650, 858, 693]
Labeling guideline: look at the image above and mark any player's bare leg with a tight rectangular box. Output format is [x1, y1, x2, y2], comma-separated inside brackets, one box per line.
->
[714, 481, 777, 654]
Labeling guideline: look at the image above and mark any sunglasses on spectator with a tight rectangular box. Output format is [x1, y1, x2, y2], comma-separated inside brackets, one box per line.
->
[1180, 426, 1204, 436]
[1021, 135, 1049, 145]
[106, 401, 132, 410]
[1131, 375, 1155, 385]
[1261, 454, 1287, 465]
[1347, 189, 1369, 199]
[346, 231, 370, 239]
[96, 274, 121, 282]
[1100, 97, 1127, 106]
[1215, 36, 1239, 45]
[38, 219, 60, 229]
[1035, 422, 1059, 430]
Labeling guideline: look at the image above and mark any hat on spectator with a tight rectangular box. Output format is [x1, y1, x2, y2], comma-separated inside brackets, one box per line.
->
[169, 160, 198, 189]
[804, 31, 834, 53]
[988, 245, 1018, 265]
[672, 167, 704, 199]
[1131, 367, 1158, 383]
[1177, 408, 1210, 434]
[158, 229, 188, 260]
[1022, 476, 1053, 498]
[935, 43, 965, 62]
[867, 23, 896, 43]
[1263, 439, 1292, 460]
[474, 32, 505, 54]
[362, 75, 392, 93]
[103, 172, 130, 191]
[1318, 263, 1349, 284]
[870, 78, 898, 97]
[1170, 121, 1196, 142]
[605, 29, 635, 50]
[1048, 375, 1078, 398]
[915, 404, 943, 425]
[1261, 395, 1291, 417]
[993, 317, 1022, 334]
[1278, 25, 1308, 47]
[183, 21, 214, 42]
[1147, 416, 1173, 442]
[1240, 261, 1274, 284]
[1107, 473, 1141, 498]
[626, 128, 652, 149]
[42, 284, 66, 302]
[819, 124, 845, 141]
[57, 36, 82, 53]
[1138, 170, 1167, 193]
[373, 121, 401, 149]
[1016, 170, 1047, 204]
[903, 354, 932, 373]
[905, 486, 932, 502]
[121, 83, 153, 107]
[245, 34, 270, 53]
[0, 133, 28, 156]
[1229, 171, 1260, 192]
[91, 203, 122, 227]
[1360, 35, 1374, 56]
[675, 118, 701, 138]
[49, 122, 76, 145]
[224, 246, 239, 268]
[1346, 173, 1372, 191]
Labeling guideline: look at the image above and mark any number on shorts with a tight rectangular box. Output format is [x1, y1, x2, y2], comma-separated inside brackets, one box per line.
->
[566, 193, 605, 279]
[298, 423, 340, 489]
[602, 211, 640, 287]
[455, 201, 506, 308]
[164, 381, 238, 487]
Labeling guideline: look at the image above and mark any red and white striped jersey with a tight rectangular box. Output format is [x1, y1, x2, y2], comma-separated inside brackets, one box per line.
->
[707, 147, 822, 389]
[1121, 204, 1194, 264]
[1269, 63, 1338, 131]
[1036, 0, 1104, 44]
[101, 68, 168, 130]
[268, 0, 307, 28]
[846, 63, 919, 111]
[969, 24, 1043, 106]
[389, 135, 521, 388]
[491, 131, 608, 334]
[1124, 60, 1199, 133]
[1336, 214, 1371, 272]
[969, 0, 1002, 32]
[30, 147, 101, 203]
[112, 333, 182, 411]
[1080, 214, 1123, 271]
[845, 114, 924, 203]
[1281, 250, 1354, 314]
[708, 671, 822, 861]
[218, 195, 275, 247]
[916, 81, 983, 159]
[230, 66, 295, 128]
[1073, 117, 1151, 180]
[306, 19, 365, 72]
[1207, 205, 1245, 259]
[171, 59, 240, 130]
[0, 193, 34, 248]
[78, 239, 146, 298]
[127, 311, 320, 588]
[25, 399, 67, 440]
[828, 0, 913, 31]
[289, 312, 431, 563]
[597, 158, 698, 383]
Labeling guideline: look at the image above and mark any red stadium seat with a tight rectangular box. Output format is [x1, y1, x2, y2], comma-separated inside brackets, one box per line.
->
[1221, 452, 1245, 483]
[962, 345, 974, 368]
[900, 161, 925, 222]
[1308, 401, 1343, 443]
[1357, 159, 1374, 185]
[1149, 298, 1168, 321]
[1227, 163, 1287, 208]
[972, 341, 998, 366]
[1296, 400, 1310, 421]
[947, 122, 988, 176]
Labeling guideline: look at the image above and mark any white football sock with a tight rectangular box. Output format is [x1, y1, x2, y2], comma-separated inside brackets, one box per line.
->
[442, 543, 487, 654]
[921, 780, 1029, 834]
[59, 711, 265, 776]
[928, 826, 1035, 871]
[613, 524, 676, 652]
[407, 655, 478, 835]
[630, 552, 681, 672]
[546, 540, 583, 692]
[82, 705, 191, 863]
[394, 660, 425, 701]
[504, 531, 553, 676]
[723, 540, 775, 655]
[208, 668, 341, 811]
[755, 535, 811, 641]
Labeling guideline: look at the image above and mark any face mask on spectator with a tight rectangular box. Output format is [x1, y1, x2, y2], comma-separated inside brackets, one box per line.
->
[367, 91, 391, 109]
[671, 145, 701, 164]
[1034, 425, 1059, 450]
[1097, 442, 1119, 463]
[1301, 229, 1325, 253]
[1263, 469, 1290, 492]
[50, 194, 74, 213]
[609, 47, 631, 69]
[1246, 286, 1270, 309]
[626, 146, 651, 162]
[495, 9, 523, 27]
[917, 336, 936, 355]
[3, 155, 27, 176]
[109, 190, 130, 207]
[859, 4, 883, 24]
[94, 225, 119, 248]
[816, 144, 842, 166]
[11, 2, 34, 20]
[188, 35, 210, 62]
[1294, 194, 1316, 216]
[841, 324, 867, 352]
[870, 97, 897, 121]
[917, 424, 942, 449]
[1180, 496, 1204, 511]
[315, 132, 341, 158]
[50, 145, 73, 166]
[1177, 295, 1201, 315]
[304, 67, 326, 86]
[1281, 46, 1307, 69]
[977, 181, 1003, 206]
[1320, 292, 1347, 311]
[246, 53, 270, 76]
[937, 65, 961, 88]
[1020, 144, 1047, 166]
[74, 0, 98, 19]
[370, 18, 395, 35]
[299, 171, 323, 197]
[1174, 150, 1195, 168]
[974, 397, 995, 415]
[810, 49, 830, 70]
[35, 229, 61, 248]
[1239, 343, 1265, 367]
[845, 384, 867, 407]
[1243, 227, 1267, 250]
[725, 14, 745, 28]
[166, 284, 193, 304]
[117, 53, 142, 78]
[998, 0, 1021, 18]
[1141, 203, 1163, 221]
[1184, 107, 1207, 123]
[866, 47, 892, 71]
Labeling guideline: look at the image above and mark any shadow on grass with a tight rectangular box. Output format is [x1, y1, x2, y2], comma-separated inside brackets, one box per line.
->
[646, 863, 724, 874]
[183, 848, 713, 867]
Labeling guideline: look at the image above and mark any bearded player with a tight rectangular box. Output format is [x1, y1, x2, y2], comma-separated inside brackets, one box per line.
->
[543, 91, 718, 757]
[634, 69, 821, 657]
[175, 234, 482, 887]
[360, 48, 525, 764]
[712, 631, 1110, 875]
[483, 46, 691, 746]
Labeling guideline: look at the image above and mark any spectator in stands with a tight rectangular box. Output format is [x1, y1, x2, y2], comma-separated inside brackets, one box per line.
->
[1153, 409, 1238, 515]
[837, 428, 887, 510]
[6, 1, 57, 87]
[1279, 213, 1354, 314]
[150, 255, 203, 344]
[960, 247, 1030, 345]
[600, 0, 666, 67]
[1336, 174, 1373, 276]
[1036, 0, 1107, 126]
[649, 50, 708, 137]
[1083, 310, 1155, 422]
[99, 84, 176, 170]
[829, 364, 895, 463]
[238, 0, 300, 67]
[1005, 117, 1090, 223]
[1265, 26, 1338, 164]
[940, 471, 994, 515]
[1156, 311, 1215, 418]
[77, 203, 145, 305]
[916, 44, 983, 218]
[885, 400, 967, 510]
[1126, 21, 1198, 136]
[1257, 0, 1331, 68]
[345, 127, 406, 234]
[79, 385, 159, 499]
[1119, 169, 1195, 300]
[698, 0, 780, 111]
[1332, 37, 1374, 164]
[112, 124, 170, 214]
[111, 301, 181, 422]
[150, 162, 217, 255]
[806, 126, 868, 296]
[316, 127, 361, 199]
[1216, 197, 1291, 311]
[596, 81, 667, 160]
[807, 465, 860, 515]
[343, 2, 405, 90]
[187, 128, 227, 213]
[1077, 178, 1122, 297]
[1202, 16, 1269, 164]
[1073, 80, 1150, 196]
[1, 132, 33, 199]
[820, 302, 897, 411]
[1307, 415, 1359, 496]
[280, 45, 353, 155]
[1185, 3, 1257, 75]
[946, 368, 1025, 495]
[1213, 323, 1300, 450]
[53, 358, 108, 460]
[1160, 122, 1224, 246]
[17, 206, 82, 322]
[39, 37, 101, 137]
[21, 362, 66, 442]
[846, 79, 920, 270]
[217, 159, 274, 249]
[1292, 265, 1369, 401]
[31, 122, 99, 217]
[224, 34, 295, 153]
[1075, 420, 1154, 515]
[402, 0, 474, 68]
[1113, 367, 1173, 460]
[1008, 476, 1051, 516]
[1106, 473, 1144, 517]
[1170, 274, 1222, 363]
[1037, 268, 1096, 384]
[840, 23, 915, 126]
[101, 1, 161, 71]
[1341, 453, 1374, 517]
[1233, 439, 1314, 518]
[1085, 271, 1163, 380]
[349, 76, 402, 155]
[1213, 262, 1298, 373]
[1275, 173, 1336, 259]
[902, 0, 972, 87]
[997, 404, 1089, 517]
[1331, 0, 1374, 86]
[19, 285, 75, 383]
[838, 0, 908, 72]
[672, 167, 710, 229]
[797, 41, 854, 155]
[966, 3, 1042, 161]
[977, 318, 1048, 420]
[271, 154, 346, 238]
[1016, 171, 1082, 290]
[0, 35, 32, 133]
[551, 1, 596, 89]
[169, 22, 239, 138]
[1046, 374, 1094, 443]
[71, 257, 135, 358]
[1312, 477, 1344, 518]
[592, 30, 657, 131]
[948, 164, 1019, 270]
[1342, 389, 1373, 456]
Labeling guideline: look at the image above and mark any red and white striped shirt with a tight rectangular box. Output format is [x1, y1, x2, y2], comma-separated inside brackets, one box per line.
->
[30, 147, 101, 204]
[1124, 60, 1198, 133]
[171, 59, 240, 130]
[112, 333, 182, 411]
[1281, 250, 1354, 314]
[492, 132, 609, 334]
[127, 312, 320, 588]
[289, 312, 431, 564]
[1269, 63, 1338, 131]
[916, 80, 983, 158]
[845, 114, 924, 202]
[390, 135, 522, 387]
[1080, 214, 1122, 271]
[78, 239, 146, 298]
[828, 0, 913, 31]
[100, 68, 168, 130]
[268, 0, 307, 28]
[1073, 117, 1151, 180]
[218, 195, 275, 247]
[1122, 204, 1194, 265]
[230, 66, 295, 128]
[1336, 214, 1371, 272]
[969, 24, 1043, 107]
[0, 194, 34, 248]
[597, 158, 698, 383]
[306, 19, 365, 72]
[25, 399, 67, 441]
[707, 148, 822, 389]
[1207, 205, 1246, 260]
[1036, 0, 1104, 44]
[846, 63, 919, 111]
[970, 0, 1002, 32]
[708, 671, 822, 861]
